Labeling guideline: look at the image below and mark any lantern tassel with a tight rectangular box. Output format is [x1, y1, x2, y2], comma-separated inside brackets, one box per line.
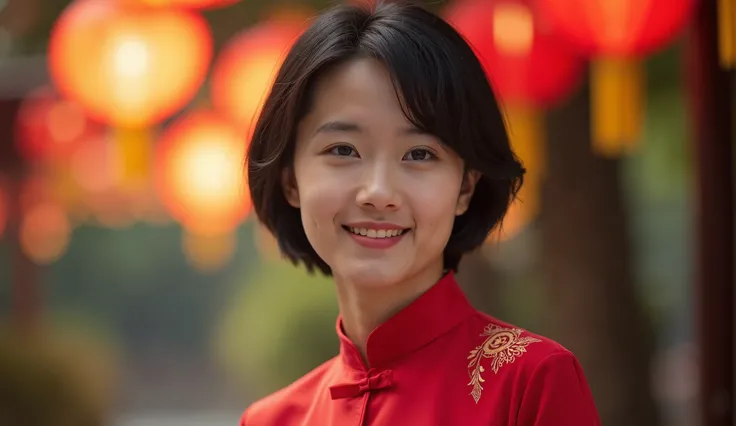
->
[182, 230, 236, 273]
[498, 104, 544, 241]
[49, 163, 84, 222]
[718, 0, 736, 68]
[591, 57, 643, 157]
[113, 127, 152, 191]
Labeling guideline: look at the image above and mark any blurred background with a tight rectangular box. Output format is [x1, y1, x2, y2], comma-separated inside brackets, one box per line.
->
[0, 0, 732, 425]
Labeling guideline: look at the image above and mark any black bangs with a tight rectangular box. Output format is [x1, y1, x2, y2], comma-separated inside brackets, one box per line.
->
[355, 3, 523, 180]
[247, 0, 525, 275]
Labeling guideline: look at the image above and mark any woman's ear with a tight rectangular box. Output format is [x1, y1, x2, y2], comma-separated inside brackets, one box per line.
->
[456, 170, 480, 216]
[281, 168, 300, 208]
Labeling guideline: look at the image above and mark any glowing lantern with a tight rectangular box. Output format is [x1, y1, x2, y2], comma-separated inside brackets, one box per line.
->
[446, 0, 584, 240]
[155, 109, 251, 235]
[156, 110, 250, 271]
[15, 85, 105, 223]
[210, 12, 308, 135]
[48, 0, 212, 127]
[15, 86, 103, 164]
[48, 0, 213, 186]
[121, 0, 239, 9]
[537, 0, 695, 156]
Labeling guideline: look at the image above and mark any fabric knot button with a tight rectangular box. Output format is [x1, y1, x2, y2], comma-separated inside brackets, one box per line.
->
[329, 369, 394, 400]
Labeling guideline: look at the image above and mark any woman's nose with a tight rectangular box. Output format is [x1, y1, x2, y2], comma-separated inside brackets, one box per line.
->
[355, 163, 401, 211]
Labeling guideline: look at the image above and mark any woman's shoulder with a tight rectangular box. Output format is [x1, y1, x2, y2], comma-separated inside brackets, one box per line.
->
[459, 312, 583, 393]
[463, 311, 577, 369]
[239, 356, 338, 426]
[462, 312, 600, 424]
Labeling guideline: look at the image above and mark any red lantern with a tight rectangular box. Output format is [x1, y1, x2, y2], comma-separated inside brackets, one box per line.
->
[446, 0, 585, 240]
[446, 0, 583, 108]
[155, 109, 251, 236]
[48, 0, 213, 188]
[537, 0, 696, 156]
[48, 0, 212, 127]
[210, 12, 309, 135]
[537, 0, 695, 57]
[15, 86, 104, 164]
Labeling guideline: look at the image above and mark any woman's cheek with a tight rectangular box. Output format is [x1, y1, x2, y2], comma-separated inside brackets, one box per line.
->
[298, 177, 349, 227]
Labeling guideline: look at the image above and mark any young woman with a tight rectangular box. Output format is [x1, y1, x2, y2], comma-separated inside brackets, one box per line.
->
[242, 1, 601, 425]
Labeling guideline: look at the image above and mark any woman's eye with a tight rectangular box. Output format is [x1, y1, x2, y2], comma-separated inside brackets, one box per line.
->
[403, 148, 436, 161]
[328, 145, 358, 157]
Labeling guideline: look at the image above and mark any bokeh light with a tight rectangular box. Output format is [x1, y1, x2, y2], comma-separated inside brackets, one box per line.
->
[210, 12, 308, 134]
[155, 109, 251, 236]
[19, 201, 72, 264]
[15, 86, 102, 163]
[48, 0, 213, 127]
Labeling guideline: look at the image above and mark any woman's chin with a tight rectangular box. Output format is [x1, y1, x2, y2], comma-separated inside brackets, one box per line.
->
[332, 261, 409, 290]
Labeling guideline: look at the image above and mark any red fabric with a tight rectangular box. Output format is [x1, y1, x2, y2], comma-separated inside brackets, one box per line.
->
[240, 272, 601, 425]
[537, 0, 696, 57]
[444, 0, 585, 108]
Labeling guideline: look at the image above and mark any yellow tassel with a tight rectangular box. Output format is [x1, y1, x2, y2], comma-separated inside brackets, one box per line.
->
[112, 127, 152, 190]
[495, 104, 544, 242]
[590, 57, 643, 157]
[182, 231, 236, 273]
[48, 163, 86, 223]
[505, 104, 545, 177]
[718, 0, 736, 68]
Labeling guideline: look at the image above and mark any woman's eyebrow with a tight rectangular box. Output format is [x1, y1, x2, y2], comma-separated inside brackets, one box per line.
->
[313, 120, 428, 138]
[313, 120, 363, 136]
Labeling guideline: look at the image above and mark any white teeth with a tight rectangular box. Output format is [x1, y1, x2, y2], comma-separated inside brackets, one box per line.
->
[348, 227, 405, 239]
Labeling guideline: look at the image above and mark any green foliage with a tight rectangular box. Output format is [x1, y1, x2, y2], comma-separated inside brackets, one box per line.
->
[43, 223, 252, 354]
[622, 58, 693, 340]
[0, 325, 119, 426]
[214, 259, 339, 397]
[624, 90, 691, 200]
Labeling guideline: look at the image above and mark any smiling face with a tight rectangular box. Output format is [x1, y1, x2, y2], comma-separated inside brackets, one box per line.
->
[283, 57, 478, 289]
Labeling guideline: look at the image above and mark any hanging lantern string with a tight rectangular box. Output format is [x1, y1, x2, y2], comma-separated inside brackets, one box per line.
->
[718, 0, 736, 68]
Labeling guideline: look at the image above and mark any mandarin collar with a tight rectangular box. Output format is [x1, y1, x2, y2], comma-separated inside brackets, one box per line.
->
[335, 271, 475, 370]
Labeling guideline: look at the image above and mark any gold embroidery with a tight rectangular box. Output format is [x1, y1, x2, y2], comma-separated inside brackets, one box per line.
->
[467, 324, 541, 403]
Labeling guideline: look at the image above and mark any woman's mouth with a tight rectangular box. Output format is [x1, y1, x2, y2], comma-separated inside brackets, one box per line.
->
[342, 225, 410, 239]
[341, 224, 411, 249]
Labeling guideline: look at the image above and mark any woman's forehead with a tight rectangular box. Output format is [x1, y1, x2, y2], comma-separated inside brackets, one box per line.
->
[301, 58, 417, 131]
[312, 59, 399, 109]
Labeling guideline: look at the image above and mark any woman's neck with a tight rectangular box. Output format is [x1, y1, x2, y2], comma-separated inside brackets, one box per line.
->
[334, 262, 445, 365]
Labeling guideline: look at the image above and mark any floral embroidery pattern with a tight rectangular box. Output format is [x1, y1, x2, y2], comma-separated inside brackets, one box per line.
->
[467, 324, 541, 403]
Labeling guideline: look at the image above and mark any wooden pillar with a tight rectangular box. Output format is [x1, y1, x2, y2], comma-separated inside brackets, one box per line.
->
[0, 58, 48, 331]
[686, 1, 735, 425]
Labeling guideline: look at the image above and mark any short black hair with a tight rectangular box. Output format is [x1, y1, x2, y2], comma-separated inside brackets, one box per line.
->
[247, 0, 524, 275]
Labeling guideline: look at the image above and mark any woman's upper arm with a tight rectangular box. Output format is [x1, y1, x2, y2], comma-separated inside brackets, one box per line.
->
[516, 351, 601, 426]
